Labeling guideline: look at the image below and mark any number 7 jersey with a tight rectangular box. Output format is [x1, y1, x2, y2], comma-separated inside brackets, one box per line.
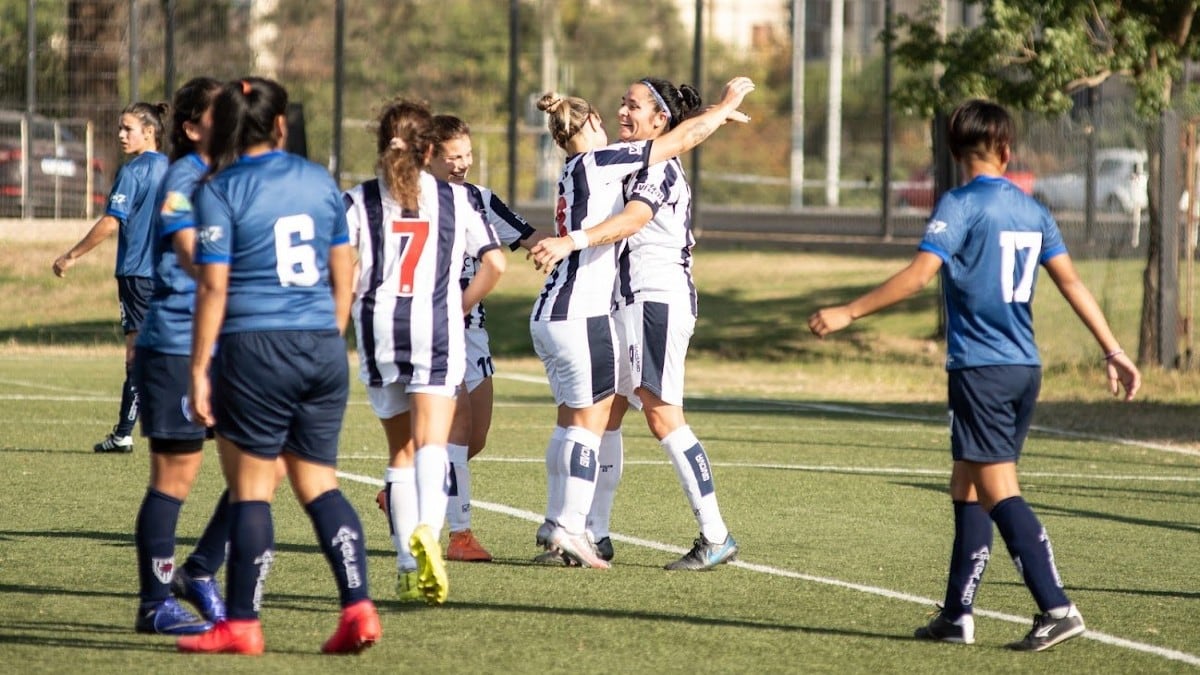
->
[345, 172, 501, 387]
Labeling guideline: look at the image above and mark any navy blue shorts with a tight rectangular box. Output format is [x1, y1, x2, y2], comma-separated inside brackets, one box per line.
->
[117, 276, 153, 334]
[948, 365, 1040, 463]
[133, 346, 206, 444]
[212, 330, 348, 465]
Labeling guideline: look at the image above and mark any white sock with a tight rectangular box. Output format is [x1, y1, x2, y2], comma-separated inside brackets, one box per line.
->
[543, 426, 567, 525]
[446, 443, 471, 533]
[385, 466, 419, 571]
[587, 428, 624, 540]
[414, 443, 450, 539]
[661, 425, 728, 543]
[559, 426, 601, 534]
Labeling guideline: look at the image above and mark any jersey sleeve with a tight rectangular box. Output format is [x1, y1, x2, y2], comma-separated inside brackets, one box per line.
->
[623, 163, 669, 215]
[157, 164, 201, 238]
[457, 188, 501, 260]
[105, 164, 139, 221]
[477, 186, 535, 249]
[192, 182, 233, 265]
[588, 140, 652, 186]
[917, 191, 969, 262]
[1039, 209, 1068, 263]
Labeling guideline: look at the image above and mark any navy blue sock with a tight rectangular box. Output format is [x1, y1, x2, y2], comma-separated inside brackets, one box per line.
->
[226, 501, 274, 621]
[941, 501, 992, 619]
[305, 489, 370, 607]
[183, 490, 231, 578]
[114, 368, 139, 437]
[990, 496, 1071, 612]
[135, 488, 182, 605]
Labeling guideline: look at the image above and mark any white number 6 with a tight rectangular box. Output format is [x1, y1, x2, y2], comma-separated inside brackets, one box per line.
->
[274, 214, 320, 287]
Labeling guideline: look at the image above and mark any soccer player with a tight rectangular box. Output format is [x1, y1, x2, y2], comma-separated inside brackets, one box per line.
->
[347, 100, 505, 604]
[178, 77, 380, 655]
[530, 77, 740, 571]
[529, 76, 754, 569]
[426, 113, 541, 562]
[53, 102, 170, 453]
[808, 99, 1140, 652]
[130, 77, 230, 636]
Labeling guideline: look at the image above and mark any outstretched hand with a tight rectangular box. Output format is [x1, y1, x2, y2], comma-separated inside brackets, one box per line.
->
[529, 236, 573, 272]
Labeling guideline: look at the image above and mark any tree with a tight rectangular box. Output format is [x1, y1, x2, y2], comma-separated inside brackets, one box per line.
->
[891, 0, 1200, 366]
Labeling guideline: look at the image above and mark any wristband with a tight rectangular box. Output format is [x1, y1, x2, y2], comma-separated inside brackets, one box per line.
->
[568, 229, 589, 251]
[1104, 349, 1124, 361]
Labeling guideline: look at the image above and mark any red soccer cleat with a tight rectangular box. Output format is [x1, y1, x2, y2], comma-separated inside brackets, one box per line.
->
[176, 618, 265, 655]
[447, 529, 493, 562]
[321, 599, 382, 655]
[375, 489, 387, 514]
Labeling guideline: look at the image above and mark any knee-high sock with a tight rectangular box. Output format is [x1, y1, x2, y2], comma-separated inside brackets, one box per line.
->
[115, 365, 139, 437]
[305, 489, 370, 608]
[183, 489, 231, 578]
[543, 426, 567, 525]
[225, 501, 274, 621]
[558, 426, 601, 534]
[446, 443, 471, 533]
[135, 488, 182, 605]
[942, 501, 993, 620]
[415, 444, 450, 539]
[991, 495, 1071, 612]
[385, 466, 419, 571]
[587, 428, 624, 540]
[661, 425, 728, 543]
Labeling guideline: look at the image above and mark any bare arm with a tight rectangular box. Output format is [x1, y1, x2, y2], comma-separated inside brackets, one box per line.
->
[53, 214, 120, 277]
[808, 251, 943, 337]
[328, 243, 354, 335]
[1043, 254, 1141, 400]
[188, 262, 229, 428]
[529, 201, 654, 271]
[463, 248, 506, 313]
[646, 76, 755, 166]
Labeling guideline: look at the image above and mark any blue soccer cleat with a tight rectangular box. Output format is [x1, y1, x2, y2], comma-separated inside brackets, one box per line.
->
[171, 567, 226, 623]
[135, 597, 212, 635]
[664, 533, 738, 571]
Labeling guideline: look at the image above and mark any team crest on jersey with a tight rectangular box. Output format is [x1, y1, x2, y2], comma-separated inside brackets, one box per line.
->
[110, 192, 128, 207]
[625, 143, 645, 157]
[160, 190, 193, 218]
[926, 219, 949, 235]
[152, 557, 176, 584]
[198, 225, 223, 246]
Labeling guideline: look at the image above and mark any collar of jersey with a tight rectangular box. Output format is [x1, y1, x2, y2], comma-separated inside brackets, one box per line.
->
[237, 149, 285, 165]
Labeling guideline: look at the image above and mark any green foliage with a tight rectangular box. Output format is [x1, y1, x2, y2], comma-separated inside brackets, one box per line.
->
[0, 0, 70, 107]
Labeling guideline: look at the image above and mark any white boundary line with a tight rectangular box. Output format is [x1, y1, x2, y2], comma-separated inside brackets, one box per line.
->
[336, 469, 1200, 666]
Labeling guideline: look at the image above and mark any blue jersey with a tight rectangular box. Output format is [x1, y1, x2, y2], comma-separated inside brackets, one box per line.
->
[108, 150, 168, 278]
[918, 175, 1068, 370]
[136, 153, 207, 355]
[194, 151, 349, 334]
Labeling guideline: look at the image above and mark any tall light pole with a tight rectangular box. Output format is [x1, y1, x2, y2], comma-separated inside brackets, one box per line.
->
[790, 0, 805, 209]
[824, 0, 844, 206]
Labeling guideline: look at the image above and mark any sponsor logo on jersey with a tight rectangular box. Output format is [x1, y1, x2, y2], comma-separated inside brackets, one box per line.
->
[152, 556, 176, 584]
[631, 183, 665, 203]
[625, 143, 644, 157]
[926, 219, 949, 235]
[198, 225, 224, 246]
[110, 192, 128, 206]
[160, 190, 193, 218]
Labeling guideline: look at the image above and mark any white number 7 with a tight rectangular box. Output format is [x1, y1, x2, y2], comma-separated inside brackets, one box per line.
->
[999, 231, 1042, 303]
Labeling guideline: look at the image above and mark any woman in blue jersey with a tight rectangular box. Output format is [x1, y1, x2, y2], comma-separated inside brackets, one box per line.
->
[128, 77, 231, 636]
[809, 99, 1140, 652]
[53, 102, 170, 453]
[348, 100, 505, 606]
[530, 77, 740, 572]
[528, 76, 754, 568]
[178, 77, 379, 656]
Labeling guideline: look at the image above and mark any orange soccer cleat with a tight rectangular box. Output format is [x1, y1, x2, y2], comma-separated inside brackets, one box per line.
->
[176, 618, 265, 656]
[321, 599, 382, 655]
[446, 529, 493, 562]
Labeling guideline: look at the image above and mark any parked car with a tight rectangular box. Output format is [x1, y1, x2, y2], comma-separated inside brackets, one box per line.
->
[895, 160, 1035, 209]
[1032, 147, 1148, 214]
[0, 109, 108, 218]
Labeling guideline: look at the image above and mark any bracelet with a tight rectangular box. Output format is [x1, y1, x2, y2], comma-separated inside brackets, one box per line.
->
[568, 229, 589, 251]
[1104, 349, 1124, 361]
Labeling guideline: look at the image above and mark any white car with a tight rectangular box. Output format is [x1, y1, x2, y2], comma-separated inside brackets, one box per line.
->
[1033, 147, 1148, 214]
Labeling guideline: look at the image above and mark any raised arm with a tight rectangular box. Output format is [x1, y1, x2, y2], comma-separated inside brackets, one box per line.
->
[646, 76, 755, 166]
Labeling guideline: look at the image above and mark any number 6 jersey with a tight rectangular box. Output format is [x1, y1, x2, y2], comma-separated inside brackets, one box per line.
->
[345, 172, 501, 388]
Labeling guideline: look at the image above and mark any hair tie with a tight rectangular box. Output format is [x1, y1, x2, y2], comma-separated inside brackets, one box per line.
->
[240, 80, 252, 95]
[389, 137, 408, 151]
[641, 80, 672, 120]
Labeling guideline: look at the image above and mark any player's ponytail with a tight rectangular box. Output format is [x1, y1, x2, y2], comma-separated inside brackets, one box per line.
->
[375, 97, 433, 211]
[207, 77, 289, 178]
[537, 92, 593, 150]
[639, 77, 702, 131]
[169, 77, 222, 162]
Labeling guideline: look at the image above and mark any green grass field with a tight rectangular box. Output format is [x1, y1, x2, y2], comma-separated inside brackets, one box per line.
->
[1, 237, 1198, 673]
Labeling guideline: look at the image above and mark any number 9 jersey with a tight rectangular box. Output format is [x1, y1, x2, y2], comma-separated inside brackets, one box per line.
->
[345, 172, 501, 388]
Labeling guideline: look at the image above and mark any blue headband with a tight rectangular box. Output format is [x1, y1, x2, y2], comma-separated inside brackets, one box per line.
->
[641, 80, 672, 120]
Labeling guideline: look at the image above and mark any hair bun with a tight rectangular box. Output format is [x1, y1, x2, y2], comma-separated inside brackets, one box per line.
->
[678, 84, 702, 114]
[536, 92, 564, 113]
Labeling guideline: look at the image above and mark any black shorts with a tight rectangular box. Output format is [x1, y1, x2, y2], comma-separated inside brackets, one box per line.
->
[132, 347, 207, 444]
[117, 276, 153, 334]
[948, 365, 1040, 463]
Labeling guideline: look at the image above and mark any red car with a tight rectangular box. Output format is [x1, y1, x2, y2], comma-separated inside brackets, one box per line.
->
[895, 160, 1035, 209]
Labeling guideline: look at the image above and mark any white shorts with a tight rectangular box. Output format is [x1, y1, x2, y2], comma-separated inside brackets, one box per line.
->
[463, 326, 494, 393]
[366, 380, 458, 419]
[614, 300, 694, 407]
[530, 315, 617, 409]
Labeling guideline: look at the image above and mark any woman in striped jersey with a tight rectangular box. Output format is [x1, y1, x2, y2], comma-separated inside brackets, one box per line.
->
[528, 76, 754, 568]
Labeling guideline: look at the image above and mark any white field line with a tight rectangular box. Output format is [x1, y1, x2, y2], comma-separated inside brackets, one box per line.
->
[336, 469, 1200, 667]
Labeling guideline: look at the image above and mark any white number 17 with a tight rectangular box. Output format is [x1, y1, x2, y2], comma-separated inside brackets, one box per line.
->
[999, 231, 1042, 303]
